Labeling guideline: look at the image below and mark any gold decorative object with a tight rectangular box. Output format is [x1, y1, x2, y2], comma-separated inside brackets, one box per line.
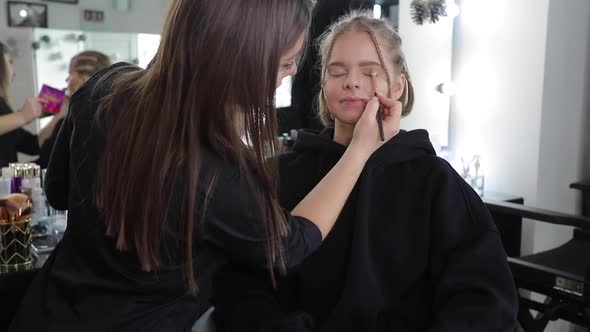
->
[0, 193, 33, 267]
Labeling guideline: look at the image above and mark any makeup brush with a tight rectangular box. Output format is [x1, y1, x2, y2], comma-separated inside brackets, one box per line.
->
[0, 194, 32, 222]
[370, 73, 385, 141]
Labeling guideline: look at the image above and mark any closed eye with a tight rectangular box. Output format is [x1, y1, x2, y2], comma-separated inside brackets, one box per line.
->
[281, 60, 296, 70]
[328, 72, 346, 78]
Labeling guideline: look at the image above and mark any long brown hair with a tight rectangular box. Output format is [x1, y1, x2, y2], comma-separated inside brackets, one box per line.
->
[317, 10, 415, 126]
[0, 42, 12, 105]
[95, 0, 315, 292]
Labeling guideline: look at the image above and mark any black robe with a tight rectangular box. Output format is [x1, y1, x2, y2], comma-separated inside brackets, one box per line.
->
[0, 97, 39, 167]
[9, 64, 322, 332]
[213, 128, 518, 331]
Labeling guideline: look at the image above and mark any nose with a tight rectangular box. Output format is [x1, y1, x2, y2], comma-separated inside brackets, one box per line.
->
[343, 73, 360, 90]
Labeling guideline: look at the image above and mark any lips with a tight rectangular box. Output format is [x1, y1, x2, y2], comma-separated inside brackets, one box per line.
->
[340, 97, 370, 108]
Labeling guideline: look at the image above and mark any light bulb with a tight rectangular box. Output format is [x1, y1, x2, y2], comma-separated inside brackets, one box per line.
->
[373, 4, 382, 19]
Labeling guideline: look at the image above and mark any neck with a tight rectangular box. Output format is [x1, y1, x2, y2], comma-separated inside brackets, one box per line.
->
[333, 121, 354, 146]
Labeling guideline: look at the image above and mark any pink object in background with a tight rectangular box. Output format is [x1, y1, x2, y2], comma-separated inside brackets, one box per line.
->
[38, 84, 65, 115]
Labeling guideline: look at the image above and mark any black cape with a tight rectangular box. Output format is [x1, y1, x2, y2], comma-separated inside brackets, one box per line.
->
[0, 97, 39, 167]
[213, 128, 518, 331]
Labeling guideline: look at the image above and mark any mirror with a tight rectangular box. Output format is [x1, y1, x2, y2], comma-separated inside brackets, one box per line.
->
[32, 28, 160, 94]
[31, 28, 160, 128]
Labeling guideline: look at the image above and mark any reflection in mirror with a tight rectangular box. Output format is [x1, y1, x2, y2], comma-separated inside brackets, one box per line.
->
[33, 28, 160, 93]
[33, 28, 292, 131]
[32, 28, 160, 129]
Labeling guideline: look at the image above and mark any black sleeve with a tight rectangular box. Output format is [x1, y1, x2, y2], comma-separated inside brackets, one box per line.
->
[212, 265, 315, 332]
[36, 119, 63, 169]
[427, 161, 518, 331]
[210, 154, 320, 332]
[202, 167, 322, 270]
[14, 127, 40, 156]
[44, 103, 75, 210]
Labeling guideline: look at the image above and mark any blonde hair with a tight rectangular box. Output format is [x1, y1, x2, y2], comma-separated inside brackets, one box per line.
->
[317, 10, 415, 127]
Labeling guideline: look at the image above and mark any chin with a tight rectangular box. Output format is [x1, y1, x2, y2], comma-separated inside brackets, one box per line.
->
[334, 114, 362, 126]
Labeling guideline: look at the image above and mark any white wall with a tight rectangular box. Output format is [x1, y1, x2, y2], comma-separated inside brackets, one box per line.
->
[584, 93, 590, 181]
[0, 0, 167, 35]
[535, 0, 590, 252]
[398, 0, 454, 151]
[450, 0, 550, 256]
[450, 1, 590, 330]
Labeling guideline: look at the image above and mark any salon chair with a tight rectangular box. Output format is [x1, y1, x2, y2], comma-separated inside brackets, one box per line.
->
[192, 307, 217, 332]
[486, 200, 590, 332]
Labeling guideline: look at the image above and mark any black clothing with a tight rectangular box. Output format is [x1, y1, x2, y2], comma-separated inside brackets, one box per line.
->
[35, 118, 64, 169]
[213, 128, 518, 332]
[0, 97, 39, 167]
[9, 63, 322, 332]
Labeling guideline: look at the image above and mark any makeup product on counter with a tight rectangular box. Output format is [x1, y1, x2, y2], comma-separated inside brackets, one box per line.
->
[0, 177, 10, 198]
[0, 168, 11, 198]
[0, 194, 33, 267]
[10, 166, 23, 194]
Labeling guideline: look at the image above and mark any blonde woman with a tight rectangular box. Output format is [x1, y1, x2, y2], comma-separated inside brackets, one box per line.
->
[35, 50, 111, 168]
[213, 11, 518, 332]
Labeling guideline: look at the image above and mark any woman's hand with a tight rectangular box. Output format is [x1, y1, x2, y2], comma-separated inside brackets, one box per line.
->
[18, 97, 44, 124]
[349, 93, 402, 158]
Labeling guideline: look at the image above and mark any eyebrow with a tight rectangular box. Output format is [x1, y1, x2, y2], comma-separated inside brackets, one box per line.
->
[327, 61, 384, 68]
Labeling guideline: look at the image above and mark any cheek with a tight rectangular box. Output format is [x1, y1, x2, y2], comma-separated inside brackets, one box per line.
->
[378, 80, 390, 96]
[323, 80, 364, 124]
[323, 80, 340, 108]
[371, 76, 390, 97]
[70, 76, 81, 88]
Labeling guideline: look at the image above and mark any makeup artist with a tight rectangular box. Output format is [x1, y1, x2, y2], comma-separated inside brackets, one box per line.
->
[0, 41, 62, 168]
[9, 0, 401, 331]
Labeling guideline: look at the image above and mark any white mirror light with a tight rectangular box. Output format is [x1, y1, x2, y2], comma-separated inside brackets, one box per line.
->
[446, 3, 460, 18]
[373, 4, 382, 19]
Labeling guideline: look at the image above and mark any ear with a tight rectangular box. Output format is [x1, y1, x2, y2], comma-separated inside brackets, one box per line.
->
[391, 73, 406, 101]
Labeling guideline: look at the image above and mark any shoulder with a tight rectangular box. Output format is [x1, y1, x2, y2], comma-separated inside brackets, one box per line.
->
[67, 63, 142, 123]
[72, 62, 141, 102]
[278, 150, 303, 168]
[277, 149, 322, 178]
[425, 158, 496, 231]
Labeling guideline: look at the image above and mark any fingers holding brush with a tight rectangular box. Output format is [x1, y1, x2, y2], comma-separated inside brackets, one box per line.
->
[375, 92, 402, 140]
[351, 96, 381, 150]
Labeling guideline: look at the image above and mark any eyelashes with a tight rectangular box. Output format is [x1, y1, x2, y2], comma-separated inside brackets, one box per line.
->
[326, 71, 382, 78]
[281, 58, 299, 71]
